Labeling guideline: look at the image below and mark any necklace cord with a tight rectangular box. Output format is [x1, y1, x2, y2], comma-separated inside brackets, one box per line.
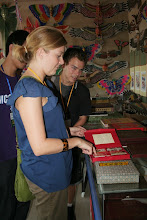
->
[28, 67, 47, 87]
[59, 75, 74, 113]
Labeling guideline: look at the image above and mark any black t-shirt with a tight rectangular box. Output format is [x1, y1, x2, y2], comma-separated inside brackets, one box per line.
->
[51, 76, 91, 126]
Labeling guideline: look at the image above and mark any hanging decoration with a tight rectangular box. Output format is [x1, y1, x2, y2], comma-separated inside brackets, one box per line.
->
[72, 2, 128, 22]
[97, 75, 131, 96]
[69, 21, 128, 41]
[0, 4, 17, 46]
[114, 40, 129, 51]
[69, 44, 102, 61]
[24, 17, 39, 33]
[14, 0, 22, 29]
[29, 4, 74, 26]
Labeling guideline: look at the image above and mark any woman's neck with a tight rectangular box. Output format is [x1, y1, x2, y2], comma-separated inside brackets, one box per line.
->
[26, 65, 45, 83]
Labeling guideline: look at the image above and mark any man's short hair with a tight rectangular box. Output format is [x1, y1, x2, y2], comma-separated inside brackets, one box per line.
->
[63, 48, 88, 66]
[6, 30, 29, 56]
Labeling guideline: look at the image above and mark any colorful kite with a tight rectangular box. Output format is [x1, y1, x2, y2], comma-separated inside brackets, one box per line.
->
[97, 75, 131, 96]
[29, 4, 74, 26]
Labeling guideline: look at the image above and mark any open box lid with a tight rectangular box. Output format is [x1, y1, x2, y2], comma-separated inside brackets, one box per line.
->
[84, 129, 122, 149]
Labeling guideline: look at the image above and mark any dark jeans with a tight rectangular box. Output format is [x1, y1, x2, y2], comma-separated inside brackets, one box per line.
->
[0, 158, 30, 220]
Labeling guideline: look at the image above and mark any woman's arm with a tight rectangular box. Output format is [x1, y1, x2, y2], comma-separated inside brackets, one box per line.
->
[16, 96, 95, 156]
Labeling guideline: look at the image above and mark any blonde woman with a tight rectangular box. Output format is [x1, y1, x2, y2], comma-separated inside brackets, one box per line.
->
[7, 26, 95, 220]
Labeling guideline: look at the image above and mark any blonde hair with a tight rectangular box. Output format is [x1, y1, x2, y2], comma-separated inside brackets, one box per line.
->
[12, 26, 67, 63]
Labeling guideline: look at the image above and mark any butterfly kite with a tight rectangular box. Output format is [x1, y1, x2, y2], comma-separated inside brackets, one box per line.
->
[29, 4, 74, 26]
[97, 75, 131, 96]
[69, 44, 102, 61]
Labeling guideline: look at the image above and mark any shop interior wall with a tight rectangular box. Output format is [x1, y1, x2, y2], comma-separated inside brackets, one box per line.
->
[0, 0, 130, 98]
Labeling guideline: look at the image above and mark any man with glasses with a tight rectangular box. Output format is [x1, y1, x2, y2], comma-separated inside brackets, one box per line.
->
[51, 48, 91, 220]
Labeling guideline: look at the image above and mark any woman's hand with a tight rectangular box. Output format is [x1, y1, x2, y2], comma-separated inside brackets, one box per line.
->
[69, 126, 86, 137]
[68, 137, 96, 155]
[78, 138, 96, 155]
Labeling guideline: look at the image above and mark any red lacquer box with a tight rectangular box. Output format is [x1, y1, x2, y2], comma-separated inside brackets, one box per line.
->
[84, 129, 130, 163]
